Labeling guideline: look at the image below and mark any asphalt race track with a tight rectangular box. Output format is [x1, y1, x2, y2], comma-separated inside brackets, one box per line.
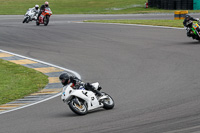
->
[1, 14, 200, 133]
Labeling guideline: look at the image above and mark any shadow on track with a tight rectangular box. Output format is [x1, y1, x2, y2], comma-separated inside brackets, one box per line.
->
[178, 41, 200, 45]
[53, 112, 80, 117]
[54, 108, 110, 118]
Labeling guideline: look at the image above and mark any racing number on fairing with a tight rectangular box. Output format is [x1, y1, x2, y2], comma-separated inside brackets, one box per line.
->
[82, 91, 88, 97]
[193, 24, 199, 29]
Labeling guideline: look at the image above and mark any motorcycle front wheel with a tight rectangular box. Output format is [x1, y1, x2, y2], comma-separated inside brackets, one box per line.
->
[26, 16, 31, 23]
[44, 16, 49, 26]
[69, 98, 88, 115]
[22, 17, 28, 23]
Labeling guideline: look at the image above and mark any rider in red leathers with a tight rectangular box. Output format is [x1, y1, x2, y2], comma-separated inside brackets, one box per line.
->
[37, 1, 49, 22]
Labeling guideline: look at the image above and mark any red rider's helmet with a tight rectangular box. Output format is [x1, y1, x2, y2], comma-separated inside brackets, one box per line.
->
[45, 1, 49, 7]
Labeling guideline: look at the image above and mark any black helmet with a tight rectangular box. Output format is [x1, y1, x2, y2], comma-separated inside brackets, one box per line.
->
[59, 73, 70, 86]
[185, 15, 191, 20]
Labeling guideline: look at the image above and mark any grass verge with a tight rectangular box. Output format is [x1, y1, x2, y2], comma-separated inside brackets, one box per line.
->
[84, 19, 185, 28]
[0, 0, 199, 15]
[0, 59, 48, 105]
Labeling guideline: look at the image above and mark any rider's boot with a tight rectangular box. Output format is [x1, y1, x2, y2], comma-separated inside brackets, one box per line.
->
[187, 31, 192, 37]
[93, 89, 102, 97]
[36, 13, 41, 23]
[93, 89, 107, 100]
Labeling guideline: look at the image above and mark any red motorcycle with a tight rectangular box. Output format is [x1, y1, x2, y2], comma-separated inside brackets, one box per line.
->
[36, 7, 52, 26]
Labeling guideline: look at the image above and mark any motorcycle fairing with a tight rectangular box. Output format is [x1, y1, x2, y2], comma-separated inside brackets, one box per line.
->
[62, 84, 103, 110]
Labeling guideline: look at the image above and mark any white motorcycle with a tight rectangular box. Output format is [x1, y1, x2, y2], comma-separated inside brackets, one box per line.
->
[22, 8, 38, 23]
[61, 82, 114, 115]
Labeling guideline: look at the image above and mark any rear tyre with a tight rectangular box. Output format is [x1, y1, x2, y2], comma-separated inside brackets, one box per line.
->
[101, 92, 114, 110]
[69, 98, 88, 115]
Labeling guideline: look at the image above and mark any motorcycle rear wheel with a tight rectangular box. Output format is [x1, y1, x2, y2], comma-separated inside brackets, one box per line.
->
[69, 98, 88, 115]
[101, 92, 114, 110]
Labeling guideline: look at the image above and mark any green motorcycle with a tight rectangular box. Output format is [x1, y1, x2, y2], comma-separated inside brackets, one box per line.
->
[186, 21, 200, 40]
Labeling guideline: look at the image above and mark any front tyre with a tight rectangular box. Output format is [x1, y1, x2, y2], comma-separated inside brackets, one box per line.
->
[101, 92, 114, 110]
[69, 99, 88, 115]
[22, 17, 28, 23]
[26, 16, 31, 23]
[44, 16, 49, 26]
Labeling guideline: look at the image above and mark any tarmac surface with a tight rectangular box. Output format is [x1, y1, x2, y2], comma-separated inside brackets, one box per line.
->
[1, 14, 200, 133]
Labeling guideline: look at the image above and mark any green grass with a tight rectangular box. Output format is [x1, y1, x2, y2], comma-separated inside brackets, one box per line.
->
[0, 0, 199, 15]
[84, 19, 184, 28]
[0, 59, 48, 105]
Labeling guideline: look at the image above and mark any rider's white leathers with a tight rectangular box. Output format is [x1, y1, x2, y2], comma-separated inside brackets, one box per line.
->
[29, 7, 40, 20]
